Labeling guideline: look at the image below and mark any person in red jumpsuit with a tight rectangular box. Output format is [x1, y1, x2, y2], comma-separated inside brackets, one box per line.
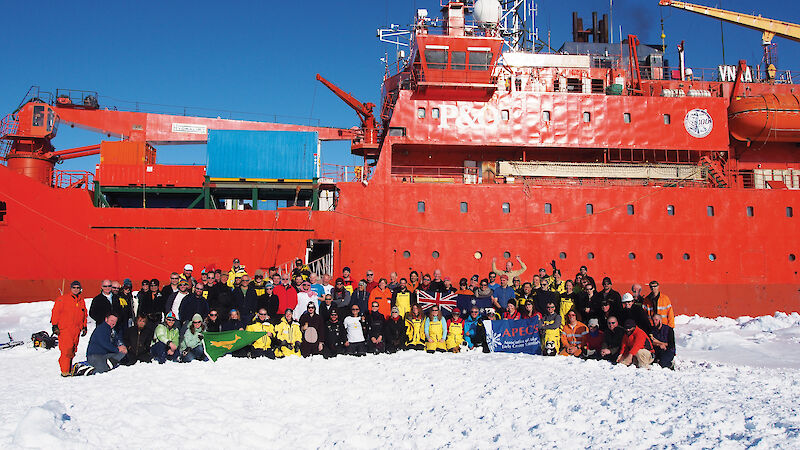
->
[51, 281, 88, 376]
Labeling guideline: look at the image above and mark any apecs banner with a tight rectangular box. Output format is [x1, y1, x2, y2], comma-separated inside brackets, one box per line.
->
[483, 317, 541, 355]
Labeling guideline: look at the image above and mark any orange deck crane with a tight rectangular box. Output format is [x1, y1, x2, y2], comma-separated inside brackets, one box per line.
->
[315, 74, 380, 157]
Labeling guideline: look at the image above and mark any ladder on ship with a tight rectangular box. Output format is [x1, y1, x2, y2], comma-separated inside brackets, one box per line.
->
[700, 156, 729, 188]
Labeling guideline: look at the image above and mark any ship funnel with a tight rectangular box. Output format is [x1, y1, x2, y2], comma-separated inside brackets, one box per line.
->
[473, 0, 501, 25]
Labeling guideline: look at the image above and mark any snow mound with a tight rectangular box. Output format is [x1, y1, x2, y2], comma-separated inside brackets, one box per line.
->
[12, 401, 83, 449]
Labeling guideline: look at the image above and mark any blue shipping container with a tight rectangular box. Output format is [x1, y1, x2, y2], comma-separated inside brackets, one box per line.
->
[206, 130, 318, 180]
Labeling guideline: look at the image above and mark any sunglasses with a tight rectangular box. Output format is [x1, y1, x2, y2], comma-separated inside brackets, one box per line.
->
[209, 313, 218, 317]
[102, 284, 111, 288]
[258, 313, 267, 316]
[351, 308, 359, 311]
[166, 318, 175, 322]
[192, 321, 202, 324]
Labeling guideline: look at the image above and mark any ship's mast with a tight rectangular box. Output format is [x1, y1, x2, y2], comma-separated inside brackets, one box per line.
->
[499, 0, 537, 51]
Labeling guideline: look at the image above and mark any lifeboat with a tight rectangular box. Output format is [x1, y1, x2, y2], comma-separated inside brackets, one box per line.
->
[728, 94, 800, 143]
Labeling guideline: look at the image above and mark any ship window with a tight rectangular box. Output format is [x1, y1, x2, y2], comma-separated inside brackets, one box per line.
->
[667, 205, 675, 215]
[451, 51, 466, 70]
[474, 251, 483, 260]
[468, 50, 492, 71]
[683, 253, 691, 260]
[629, 252, 636, 260]
[746, 206, 754, 217]
[790, 253, 796, 262]
[623, 112, 631, 123]
[787, 207, 794, 218]
[502, 202, 510, 213]
[432, 251, 440, 259]
[583, 112, 591, 123]
[707, 206, 714, 217]
[417, 201, 425, 213]
[663, 114, 671, 125]
[559, 252, 567, 259]
[432, 108, 440, 119]
[47, 109, 55, 132]
[425, 48, 448, 70]
[709, 253, 717, 261]
[460, 201, 468, 213]
[656, 252, 663, 260]
[32, 105, 45, 127]
[567, 78, 582, 92]
[544, 203, 552, 214]
[591, 79, 604, 93]
[0, 200, 5, 222]
[587, 252, 595, 260]
[501, 110, 509, 121]
[417, 108, 426, 119]
[586, 203, 593, 215]
[403, 250, 411, 258]
[503, 251, 511, 259]
[543, 111, 551, 122]
[553, 79, 561, 92]
[388, 127, 406, 137]
[627, 204, 634, 215]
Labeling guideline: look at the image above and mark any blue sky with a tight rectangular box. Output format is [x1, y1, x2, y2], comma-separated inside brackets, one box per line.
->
[1, 0, 798, 172]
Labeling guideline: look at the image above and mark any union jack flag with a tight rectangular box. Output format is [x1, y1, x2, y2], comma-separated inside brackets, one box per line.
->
[416, 290, 458, 313]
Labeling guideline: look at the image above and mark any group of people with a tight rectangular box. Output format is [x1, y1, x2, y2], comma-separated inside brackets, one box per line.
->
[49, 256, 676, 376]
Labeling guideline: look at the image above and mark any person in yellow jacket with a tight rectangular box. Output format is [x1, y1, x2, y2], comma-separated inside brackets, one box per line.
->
[245, 308, 275, 359]
[391, 279, 413, 319]
[273, 309, 301, 357]
[423, 307, 447, 353]
[541, 302, 562, 356]
[405, 304, 425, 350]
[559, 310, 588, 357]
[644, 281, 675, 328]
[227, 258, 247, 288]
[550, 269, 567, 295]
[445, 308, 465, 352]
[559, 280, 576, 325]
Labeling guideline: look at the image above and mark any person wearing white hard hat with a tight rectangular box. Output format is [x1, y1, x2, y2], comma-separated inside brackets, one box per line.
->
[617, 292, 651, 334]
[180, 264, 195, 286]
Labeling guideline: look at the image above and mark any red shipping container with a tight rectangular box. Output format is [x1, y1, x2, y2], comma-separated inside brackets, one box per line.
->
[99, 141, 156, 165]
[96, 164, 206, 187]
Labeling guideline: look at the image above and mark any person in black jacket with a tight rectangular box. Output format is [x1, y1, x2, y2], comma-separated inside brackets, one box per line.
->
[232, 274, 258, 324]
[222, 309, 245, 331]
[257, 284, 280, 322]
[322, 309, 347, 358]
[363, 301, 386, 354]
[205, 309, 223, 332]
[89, 280, 115, 324]
[122, 314, 153, 365]
[149, 278, 165, 324]
[600, 316, 625, 362]
[115, 281, 134, 335]
[384, 307, 406, 353]
[617, 293, 651, 334]
[319, 294, 336, 322]
[299, 302, 326, 357]
[650, 314, 676, 369]
[178, 284, 210, 332]
[161, 273, 180, 303]
[600, 277, 623, 312]
[209, 276, 235, 320]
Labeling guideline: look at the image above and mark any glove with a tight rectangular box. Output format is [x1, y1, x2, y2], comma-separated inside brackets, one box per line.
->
[81, 327, 87, 337]
[294, 342, 300, 351]
[52, 325, 59, 336]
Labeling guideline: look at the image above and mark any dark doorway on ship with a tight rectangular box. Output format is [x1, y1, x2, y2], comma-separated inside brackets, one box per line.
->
[306, 239, 333, 275]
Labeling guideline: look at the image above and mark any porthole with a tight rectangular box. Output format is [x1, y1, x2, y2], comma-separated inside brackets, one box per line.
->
[790, 254, 796, 262]
[587, 252, 595, 260]
[683, 253, 691, 260]
[709, 253, 717, 261]
[544, 203, 552, 214]
[667, 205, 675, 216]
[460, 202, 468, 213]
[402, 251, 411, 258]
[432, 251, 440, 259]
[656, 253, 663, 260]
[502, 202, 510, 214]
[627, 204, 634, 215]
[503, 251, 511, 259]
[559, 252, 567, 259]
[628, 252, 636, 260]
[474, 251, 483, 260]
[586, 203, 593, 215]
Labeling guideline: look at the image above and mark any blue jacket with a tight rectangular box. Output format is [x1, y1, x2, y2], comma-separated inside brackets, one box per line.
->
[87, 321, 119, 356]
[179, 294, 210, 323]
[464, 314, 483, 348]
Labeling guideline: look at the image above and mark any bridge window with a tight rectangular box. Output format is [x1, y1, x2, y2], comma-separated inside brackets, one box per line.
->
[624, 112, 631, 123]
[468, 49, 492, 71]
[425, 48, 448, 70]
[32, 105, 45, 127]
[451, 51, 466, 70]
[567, 78, 582, 92]
[591, 79, 604, 93]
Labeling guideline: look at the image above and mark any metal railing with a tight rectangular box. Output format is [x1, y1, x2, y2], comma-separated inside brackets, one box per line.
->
[320, 164, 373, 183]
[53, 170, 93, 190]
[0, 113, 18, 159]
[391, 165, 480, 183]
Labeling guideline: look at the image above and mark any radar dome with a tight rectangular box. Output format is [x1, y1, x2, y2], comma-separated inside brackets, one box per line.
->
[473, 0, 501, 25]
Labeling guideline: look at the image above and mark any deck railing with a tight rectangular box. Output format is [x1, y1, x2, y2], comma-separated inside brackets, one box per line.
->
[53, 170, 93, 190]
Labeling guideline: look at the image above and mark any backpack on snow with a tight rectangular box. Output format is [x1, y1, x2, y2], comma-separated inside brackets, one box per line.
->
[32, 331, 58, 349]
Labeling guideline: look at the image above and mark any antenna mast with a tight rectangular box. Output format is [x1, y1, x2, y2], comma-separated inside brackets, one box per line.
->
[498, 0, 537, 51]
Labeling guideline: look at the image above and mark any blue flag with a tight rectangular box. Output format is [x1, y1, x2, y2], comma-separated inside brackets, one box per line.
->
[483, 317, 541, 355]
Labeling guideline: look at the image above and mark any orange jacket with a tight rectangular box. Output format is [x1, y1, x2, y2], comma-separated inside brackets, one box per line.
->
[644, 293, 675, 328]
[560, 321, 588, 354]
[620, 326, 654, 357]
[370, 287, 393, 317]
[51, 293, 87, 331]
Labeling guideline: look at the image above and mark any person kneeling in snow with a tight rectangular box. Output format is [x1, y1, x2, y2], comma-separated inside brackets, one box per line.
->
[246, 308, 276, 359]
[86, 313, 128, 373]
[123, 314, 153, 365]
[180, 314, 208, 362]
[151, 312, 180, 363]
[649, 314, 676, 369]
[274, 309, 302, 357]
[617, 319, 655, 368]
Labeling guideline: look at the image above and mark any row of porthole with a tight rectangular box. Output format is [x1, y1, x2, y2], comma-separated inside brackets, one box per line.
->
[419, 202, 795, 218]
[402, 251, 799, 262]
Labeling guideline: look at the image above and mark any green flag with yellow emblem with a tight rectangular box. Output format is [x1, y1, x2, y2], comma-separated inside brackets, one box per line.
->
[203, 330, 266, 361]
